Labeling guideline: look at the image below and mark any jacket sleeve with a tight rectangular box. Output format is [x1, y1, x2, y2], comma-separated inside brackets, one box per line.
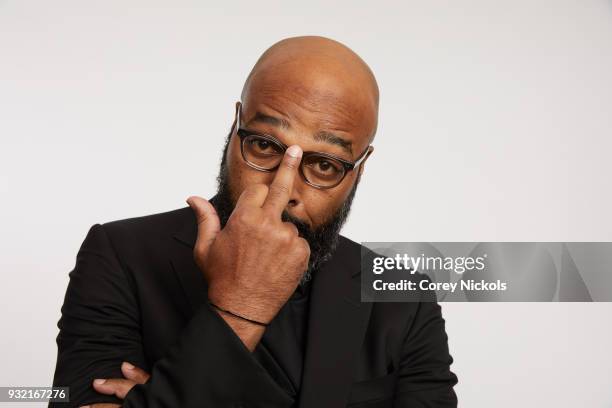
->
[50, 224, 292, 408]
[393, 296, 459, 407]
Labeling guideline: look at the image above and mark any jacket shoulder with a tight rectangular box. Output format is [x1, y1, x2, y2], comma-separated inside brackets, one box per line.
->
[337, 234, 362, 251]
[99, 207, 194, 246]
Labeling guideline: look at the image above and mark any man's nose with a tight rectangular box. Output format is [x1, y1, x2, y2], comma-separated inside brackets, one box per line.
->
[285, 169, 305, 209]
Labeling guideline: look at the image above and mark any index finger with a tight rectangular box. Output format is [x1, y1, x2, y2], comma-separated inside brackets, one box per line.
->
[263, 144, 303, 215]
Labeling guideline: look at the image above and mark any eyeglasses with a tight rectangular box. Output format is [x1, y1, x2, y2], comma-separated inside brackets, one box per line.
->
[235, 103, 372, 189]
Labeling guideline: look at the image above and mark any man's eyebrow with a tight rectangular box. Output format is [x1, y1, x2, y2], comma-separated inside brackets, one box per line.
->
[314, 130, 353, 154]
[245, 111, 353, 154]
[246, 111, 291, 129]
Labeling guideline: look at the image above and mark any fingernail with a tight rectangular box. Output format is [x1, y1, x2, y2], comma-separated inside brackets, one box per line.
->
[287, 145, 302, 158]
[123, 361, 135, 370]
[93, 379, 106, 385]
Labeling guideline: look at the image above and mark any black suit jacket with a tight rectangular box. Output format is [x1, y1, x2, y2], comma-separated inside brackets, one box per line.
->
[50, 207, 458, 407]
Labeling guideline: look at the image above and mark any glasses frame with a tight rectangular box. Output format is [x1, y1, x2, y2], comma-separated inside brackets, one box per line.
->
[235, 102, 372, 189]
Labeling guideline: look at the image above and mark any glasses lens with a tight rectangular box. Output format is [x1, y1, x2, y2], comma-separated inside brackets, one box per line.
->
[301, 154, 346, 187]
[242, 134, 284, 170]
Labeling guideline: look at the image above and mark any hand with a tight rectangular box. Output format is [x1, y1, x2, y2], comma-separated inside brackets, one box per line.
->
[187, 145, 310, 325]
[80, 362, 150, 408]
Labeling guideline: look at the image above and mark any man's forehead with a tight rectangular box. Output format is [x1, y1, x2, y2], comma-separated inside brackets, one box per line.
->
[241, 99, 357, 155]
[241, 95, 373, 154]
[246, 59, 374, 109]
[242, 77, 376, 144]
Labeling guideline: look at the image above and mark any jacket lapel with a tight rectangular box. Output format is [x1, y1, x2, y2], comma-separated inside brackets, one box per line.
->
[298, 238, 373, 408]
[170, 207, 209, 315]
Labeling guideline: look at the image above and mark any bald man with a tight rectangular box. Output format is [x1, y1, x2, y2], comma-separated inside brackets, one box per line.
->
[50, 36, 458, 408]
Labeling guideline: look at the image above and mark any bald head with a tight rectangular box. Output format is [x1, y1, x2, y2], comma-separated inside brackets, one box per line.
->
[240, 36, 379, 142]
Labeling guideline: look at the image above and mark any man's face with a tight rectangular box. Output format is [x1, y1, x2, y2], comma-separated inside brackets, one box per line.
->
[226, 107, 369, 229]
[212, 52, 378, 279]
[226, 63, 376, 229]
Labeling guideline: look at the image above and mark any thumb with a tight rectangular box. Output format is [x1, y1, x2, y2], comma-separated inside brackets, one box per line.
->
[186, 196, 221, 259]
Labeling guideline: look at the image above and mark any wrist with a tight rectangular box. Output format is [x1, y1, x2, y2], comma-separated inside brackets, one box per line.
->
[210, 303, 266, 352]
[207, 286, 280, 323]
[208, 301, 270, 327]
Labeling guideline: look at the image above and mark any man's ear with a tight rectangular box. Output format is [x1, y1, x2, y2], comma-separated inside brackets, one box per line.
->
[358, 146, 374, 177]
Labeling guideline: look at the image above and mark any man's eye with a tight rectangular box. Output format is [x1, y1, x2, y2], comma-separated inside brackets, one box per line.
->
[317, 161, 333, 172]
[311, 159, 341, 175]
[248, 137, 281, 154]
[255, 139, 271, 150]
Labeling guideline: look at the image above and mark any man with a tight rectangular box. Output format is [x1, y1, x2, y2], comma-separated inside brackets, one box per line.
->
[51, 36, 458, 407]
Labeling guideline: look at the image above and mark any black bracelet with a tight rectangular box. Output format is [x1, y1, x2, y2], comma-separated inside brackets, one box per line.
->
[208, 301, 269, 327]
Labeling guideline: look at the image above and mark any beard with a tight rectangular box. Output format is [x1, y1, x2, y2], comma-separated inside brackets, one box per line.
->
[210, 131, 360, 285]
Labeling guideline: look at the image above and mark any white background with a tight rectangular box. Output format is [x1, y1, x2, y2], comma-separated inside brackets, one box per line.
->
[1, 1, 611, 406]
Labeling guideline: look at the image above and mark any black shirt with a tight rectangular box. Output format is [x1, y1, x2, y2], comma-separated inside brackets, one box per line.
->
[253, 280, 312, 401]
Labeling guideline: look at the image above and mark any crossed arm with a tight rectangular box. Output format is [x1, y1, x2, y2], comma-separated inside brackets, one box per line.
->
[50, 221, 295, 408]
[51, 223, 456, 407]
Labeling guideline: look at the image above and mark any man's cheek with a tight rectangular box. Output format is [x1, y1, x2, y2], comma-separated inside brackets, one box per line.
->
[306, 196, 339, 227]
